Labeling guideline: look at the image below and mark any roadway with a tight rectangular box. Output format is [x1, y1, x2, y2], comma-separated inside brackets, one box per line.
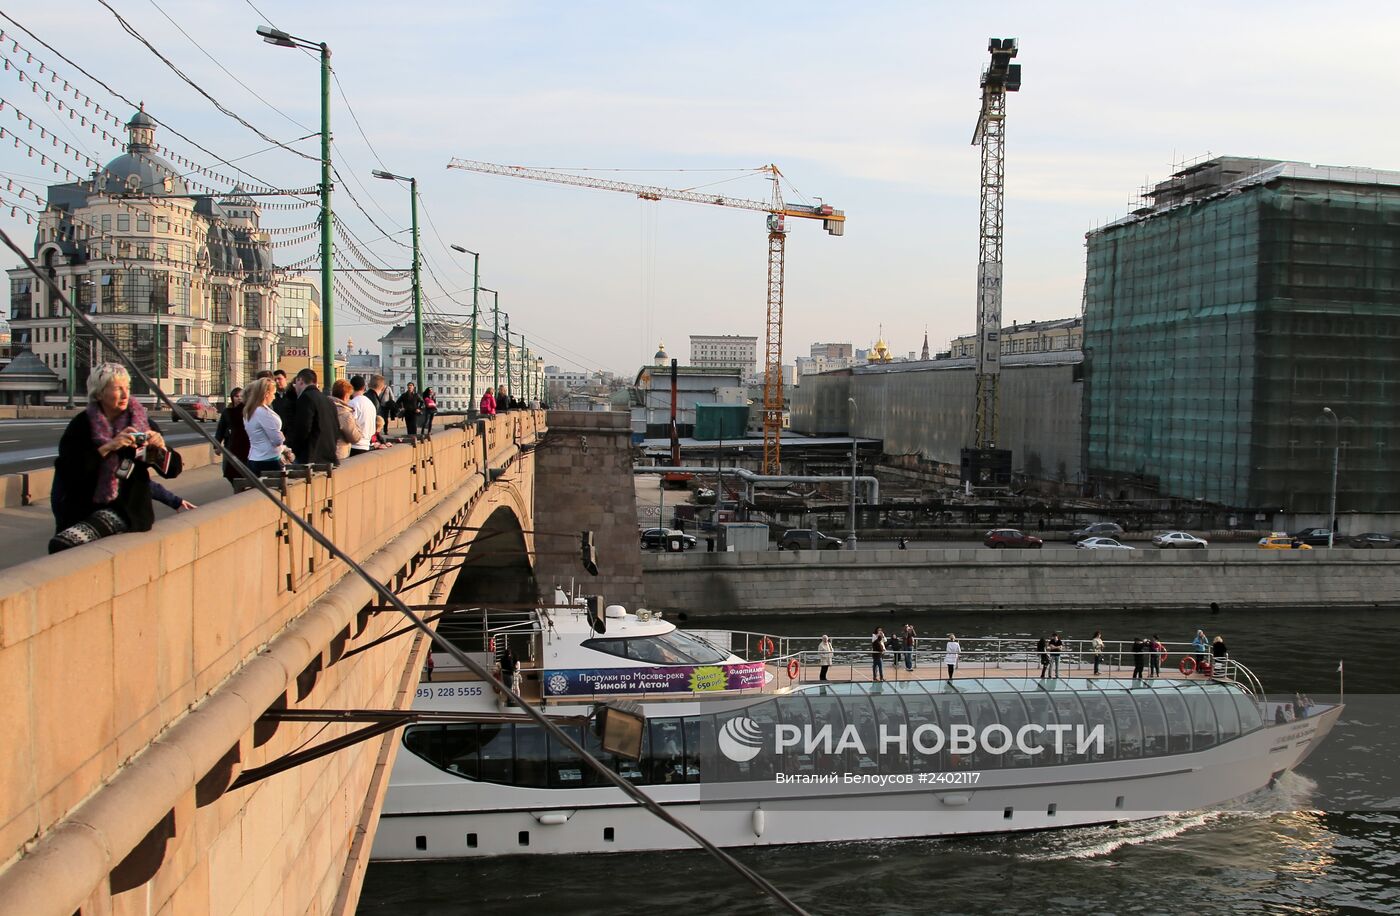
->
[0, 418, 218, 474]
[646, 537, 1274, 553]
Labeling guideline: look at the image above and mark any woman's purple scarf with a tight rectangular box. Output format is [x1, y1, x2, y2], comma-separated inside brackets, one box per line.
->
[87, 398, 150, 504]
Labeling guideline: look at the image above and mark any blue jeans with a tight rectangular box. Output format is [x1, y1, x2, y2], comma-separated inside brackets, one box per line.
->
[904, 650, 915, 671]
[1049, 655, 1061, 677]
[872, 655, 884, 680]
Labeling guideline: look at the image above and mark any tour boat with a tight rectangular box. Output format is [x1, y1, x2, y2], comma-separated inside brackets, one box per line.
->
[369, 593, 1342, 860]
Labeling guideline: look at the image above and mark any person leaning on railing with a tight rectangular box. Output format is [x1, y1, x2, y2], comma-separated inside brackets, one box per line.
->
[49, 362, 184, 553]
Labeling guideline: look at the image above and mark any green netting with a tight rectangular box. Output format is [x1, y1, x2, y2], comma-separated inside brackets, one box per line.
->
[1084, 180, 1400, 512]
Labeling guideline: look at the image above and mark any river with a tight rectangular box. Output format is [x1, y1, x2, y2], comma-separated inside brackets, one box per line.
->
[359, 605, 1400, 914]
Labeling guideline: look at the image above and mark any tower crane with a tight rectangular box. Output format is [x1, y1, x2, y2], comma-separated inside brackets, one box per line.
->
[445, 159, 845, 473]
[965, 37, 1021, 487]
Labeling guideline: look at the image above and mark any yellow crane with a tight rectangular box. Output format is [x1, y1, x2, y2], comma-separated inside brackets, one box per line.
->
[446, 159, 846, 473]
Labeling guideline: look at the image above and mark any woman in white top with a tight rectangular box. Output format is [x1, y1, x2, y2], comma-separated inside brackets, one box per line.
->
[816, 635, 834, 682]
[945, 634, 961, 680]
[242, 377, 285, 474]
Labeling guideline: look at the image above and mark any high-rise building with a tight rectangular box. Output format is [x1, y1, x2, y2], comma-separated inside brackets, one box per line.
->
[689, 334, 757, 381]
[6, 110, 282, 399]
[1083, 157, 1400, 513]
[810, 342, 853, 360]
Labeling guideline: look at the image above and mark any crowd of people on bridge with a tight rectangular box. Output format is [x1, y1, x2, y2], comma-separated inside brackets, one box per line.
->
[47, 362, 545, 554]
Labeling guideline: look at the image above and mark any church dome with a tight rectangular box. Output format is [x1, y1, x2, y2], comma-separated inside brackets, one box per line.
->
[653, 342, 668, 364]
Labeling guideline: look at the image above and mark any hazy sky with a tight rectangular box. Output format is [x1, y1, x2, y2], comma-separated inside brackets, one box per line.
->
[3, 1, 1397, 376]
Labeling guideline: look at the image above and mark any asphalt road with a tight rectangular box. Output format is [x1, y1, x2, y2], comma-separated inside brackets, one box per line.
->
[644, 537, 1280, 553]
[0, 417, 218, 473]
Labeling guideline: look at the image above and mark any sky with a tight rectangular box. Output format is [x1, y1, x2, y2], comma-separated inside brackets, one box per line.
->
[3, 1, 1398, 377]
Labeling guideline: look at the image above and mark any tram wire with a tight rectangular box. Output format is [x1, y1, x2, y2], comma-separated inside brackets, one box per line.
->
[0, 227, 809, 916]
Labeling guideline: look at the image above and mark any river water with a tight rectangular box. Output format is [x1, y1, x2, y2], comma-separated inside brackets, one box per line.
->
[359, 606, 1400, 914]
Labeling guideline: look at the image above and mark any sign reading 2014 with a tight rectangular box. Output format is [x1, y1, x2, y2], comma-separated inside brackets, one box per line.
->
[544, 662, 766, 696]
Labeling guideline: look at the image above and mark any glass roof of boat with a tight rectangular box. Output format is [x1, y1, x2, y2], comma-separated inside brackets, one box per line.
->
[795, 677, 1248, 697]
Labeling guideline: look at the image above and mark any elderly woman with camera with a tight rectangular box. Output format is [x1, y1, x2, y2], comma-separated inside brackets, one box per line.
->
[49, 362, 185, 553]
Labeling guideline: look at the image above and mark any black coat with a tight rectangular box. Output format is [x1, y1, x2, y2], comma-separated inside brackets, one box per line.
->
[288, 385, 339, 464]
[272, 388, 296, 428]
[398, 390, 423, 415]
[52, 411, 184, 532]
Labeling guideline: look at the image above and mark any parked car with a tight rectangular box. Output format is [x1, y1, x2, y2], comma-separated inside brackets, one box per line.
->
[1067, 522, 1124, 543]
[1291, 527, 1334, 547]
[170, 395, 218, 423]
[1151, 531, 1209, 549]
[1347, 532, 1398, 549]
[984, 528, 1043, 549]
[777, 529, 843, 550]
[1258, 534, 1313, 550]
[1075, 537, 1134, 550]
[639, 528, 697, 550]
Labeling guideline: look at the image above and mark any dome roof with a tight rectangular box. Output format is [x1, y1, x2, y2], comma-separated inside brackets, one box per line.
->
[99, 108, 188, 197]
[653, 341, 668, 360]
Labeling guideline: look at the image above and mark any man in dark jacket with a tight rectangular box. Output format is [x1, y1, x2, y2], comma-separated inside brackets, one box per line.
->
[288, 368, 339, 464]
[397, 382, 424, 436]
[271, 368, 296, 427]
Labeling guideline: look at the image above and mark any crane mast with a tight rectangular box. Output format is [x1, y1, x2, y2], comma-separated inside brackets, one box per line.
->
[446, 159, 844, 474]
[971, 37, 1021, 452]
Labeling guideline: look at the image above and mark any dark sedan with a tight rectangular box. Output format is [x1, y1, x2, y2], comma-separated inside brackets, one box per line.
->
[1067, 522, 1124, 543]
[1348, 532, 1399, 549]
[1291, 527, 1335, 547]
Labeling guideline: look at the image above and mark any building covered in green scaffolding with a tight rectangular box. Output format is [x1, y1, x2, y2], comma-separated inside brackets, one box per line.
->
[1083, 157, 1400, 517]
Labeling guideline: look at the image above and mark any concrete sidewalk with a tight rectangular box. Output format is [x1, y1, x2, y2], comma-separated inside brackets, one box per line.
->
[0, 462, 239, 569]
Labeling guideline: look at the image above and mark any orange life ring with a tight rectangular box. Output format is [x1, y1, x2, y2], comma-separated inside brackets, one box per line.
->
[1178, 656, 1196, 676]
[787, 658, 800, 680]
[757, 636, 775, 658]
[488, 636, 497, 654]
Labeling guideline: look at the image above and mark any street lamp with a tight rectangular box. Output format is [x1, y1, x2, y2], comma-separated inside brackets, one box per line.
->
[503, 313, 512, 402]
[847, 397, 858, 550]
[372, 169, 424, 391]
[1321, 407, 1339, 549]
[450, 244, 481, 416]
[477, 287, 499, 401]
[256, 25, 334, 386]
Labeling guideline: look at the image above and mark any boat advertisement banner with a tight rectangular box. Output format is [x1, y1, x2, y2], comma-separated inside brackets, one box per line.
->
[544, 661, 767, 696]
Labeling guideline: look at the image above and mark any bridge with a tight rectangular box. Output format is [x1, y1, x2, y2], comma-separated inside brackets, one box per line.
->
[0, 409, 641, 915]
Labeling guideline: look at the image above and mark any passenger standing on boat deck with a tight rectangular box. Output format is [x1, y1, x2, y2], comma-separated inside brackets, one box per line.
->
[1192, 629, 1209, 672]
[903, 624, 918, 671]
[817, 635, 834, 682]
[1211, 635, 1228, 676]
[1130, 637, 1146, 680]
[1149, 635, 1166, 677]
[1037, 636, 1050, 678]
[501, 645, 519, 694]
[871, 628, 887, 682]
[1091, 630, 1105, 676]
[945, 634, 960, 679]
[1048, 632, 1064, 677]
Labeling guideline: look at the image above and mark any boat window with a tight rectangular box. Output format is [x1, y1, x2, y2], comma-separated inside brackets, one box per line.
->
[442, 723, 481, 779]
[927, 692, 968, 770]
[714, 702, 777, 783]
[1102, 690, 1142, 759]
[1049, 693, 1088, 764]
[683, 715, 714, 784]
[1019, 691, 1058, 766]
[1077, 693, 1116, 762]
[960, 694, 1002, 769]
[514, 724, 549, 789]
[477, 724, 514, 785]
[777, 696, 817, 776]
[802, 693, 847, 774]
[992, 692, 1035, 767]
[1132, 690, 1169, 757]
[1181, 686, 1219, 750]
[581, 630, 729, 666]
[836, 695, 881, 775]
[1205, 684, 1241, 741]
[649, 718, 690, 785]
[1232, 691, 1263, 733]
[610, 723, 649, 783]
[548, 724, 591, 788]
[1155, 688, 1193, 753]
[869, 693, 911, 774]
[404, 724, 445, 769]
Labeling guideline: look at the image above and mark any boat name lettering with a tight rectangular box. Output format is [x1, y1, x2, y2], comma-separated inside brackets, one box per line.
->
[544, 662, 766, 696]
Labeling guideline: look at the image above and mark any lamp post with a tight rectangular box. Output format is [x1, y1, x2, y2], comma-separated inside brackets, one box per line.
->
[256, 25, 333, 386]
[1322, 407, 1339, 549]
[847, 397, 858, 550]
[372, 169, 423, 391]
[478, 287, 497, 404]
[450, 244, 480, 416]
